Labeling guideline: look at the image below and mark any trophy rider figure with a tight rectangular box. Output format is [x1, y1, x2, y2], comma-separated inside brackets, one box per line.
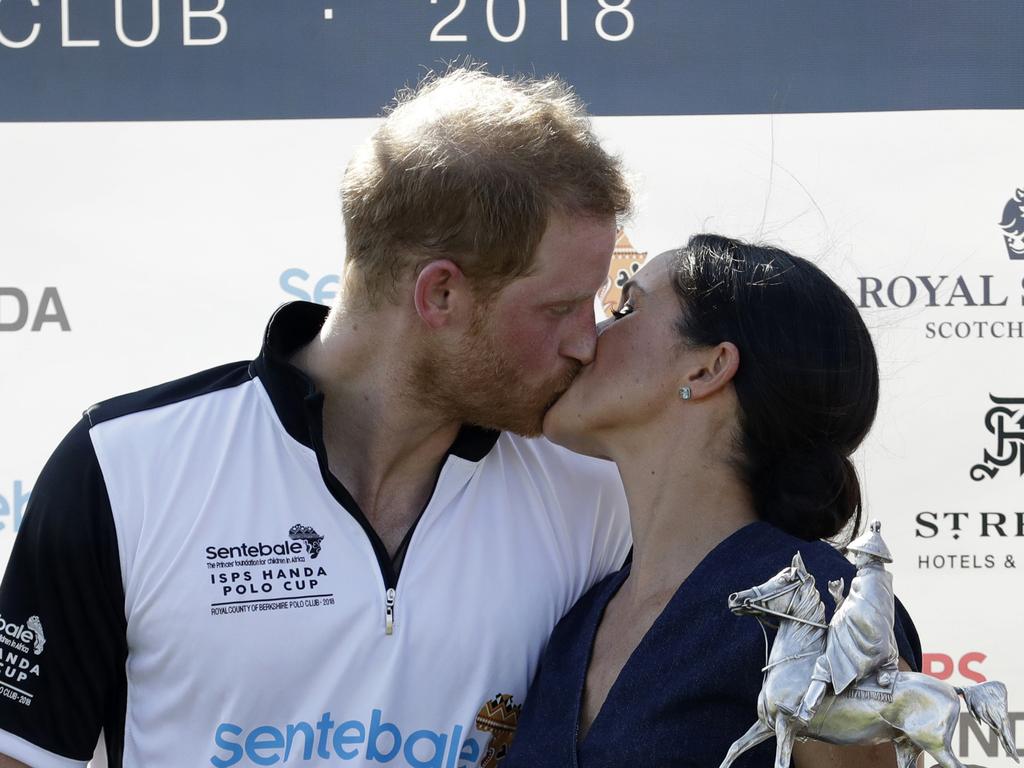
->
[789, 520, 899, 729]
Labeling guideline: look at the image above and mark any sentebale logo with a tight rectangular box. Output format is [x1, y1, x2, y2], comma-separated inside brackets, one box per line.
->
[0, 614, 45, 656]
[211, 709, 485, 768]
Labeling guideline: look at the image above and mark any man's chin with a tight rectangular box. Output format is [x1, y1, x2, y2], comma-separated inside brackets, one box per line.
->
[483, 397, 561, 438]
[468, 401, 546, 438]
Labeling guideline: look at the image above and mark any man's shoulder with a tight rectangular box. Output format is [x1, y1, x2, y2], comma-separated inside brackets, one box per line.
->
[84, 360, 254, 429]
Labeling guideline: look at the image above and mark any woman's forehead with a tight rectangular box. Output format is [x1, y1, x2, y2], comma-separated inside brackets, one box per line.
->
[631, 250, 675, 290]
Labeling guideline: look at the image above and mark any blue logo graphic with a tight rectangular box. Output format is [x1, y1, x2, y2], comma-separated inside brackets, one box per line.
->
[280, 269, 339, 305]
[211, 710, 483, 768]
[0, 481, 30, 532]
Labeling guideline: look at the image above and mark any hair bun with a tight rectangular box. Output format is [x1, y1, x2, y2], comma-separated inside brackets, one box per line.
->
[753, 448, 862, 541]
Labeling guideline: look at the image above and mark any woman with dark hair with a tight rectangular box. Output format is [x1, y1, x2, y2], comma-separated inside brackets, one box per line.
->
[502, 235, 921, 768]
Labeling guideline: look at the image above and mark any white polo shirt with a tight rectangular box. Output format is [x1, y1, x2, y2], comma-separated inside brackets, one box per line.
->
[0, 301, 630, 768]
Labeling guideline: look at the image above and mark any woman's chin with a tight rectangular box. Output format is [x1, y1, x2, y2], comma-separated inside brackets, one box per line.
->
[542, 397, 606, 458]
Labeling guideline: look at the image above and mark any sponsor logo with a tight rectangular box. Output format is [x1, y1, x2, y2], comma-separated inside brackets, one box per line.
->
[206, 540, 304, 561]
[922, 651, 1022, 766]
[1000, 188, 1024, 260]
[0, 615, 44, 656]
[970, 395, 1024, 481]
[0, 614, 44, 708]
[854, 274, 1024, 340]
[206, 524, 325, 561]
[289, 523, 324, 559]
[280, 268, 340, 305]
[0, 480, 30, 533]
[913, 511, 1021, 570]
[0, 288, 69, 332]
[205, 526, 334, 616]
[922, 651, 988, 684]
[924, 712, 1024, 767]
[211, 709, 486, 768]
[210, 694, 519, 768]
[853, 196, 1024, 339]
[916, 512, 1024, 539]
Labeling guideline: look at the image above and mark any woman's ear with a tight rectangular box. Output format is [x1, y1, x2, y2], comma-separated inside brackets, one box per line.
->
[684, 341, 740, 400]
[413, 260, 468, 329]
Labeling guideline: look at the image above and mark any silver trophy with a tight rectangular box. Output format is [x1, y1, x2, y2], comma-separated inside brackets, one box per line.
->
[721, 521, 1019, 768]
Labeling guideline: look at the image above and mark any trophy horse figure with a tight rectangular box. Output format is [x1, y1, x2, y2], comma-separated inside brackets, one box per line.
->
[721, 521, 1019, 768]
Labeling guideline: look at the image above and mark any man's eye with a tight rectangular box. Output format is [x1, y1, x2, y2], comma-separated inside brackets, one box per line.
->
[549, 304, 574, 317]
[611, 300, 635, 320]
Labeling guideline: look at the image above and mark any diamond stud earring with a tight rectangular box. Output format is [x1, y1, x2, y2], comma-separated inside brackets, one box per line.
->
[679, 386, 692, 400]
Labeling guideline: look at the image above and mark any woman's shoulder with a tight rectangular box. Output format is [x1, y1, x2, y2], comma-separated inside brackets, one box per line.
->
[712, 521, 857, 590]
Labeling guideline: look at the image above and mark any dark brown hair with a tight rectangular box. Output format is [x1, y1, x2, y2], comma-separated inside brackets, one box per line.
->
[672, 234, 879, 543]
[341, 68, 632, 306]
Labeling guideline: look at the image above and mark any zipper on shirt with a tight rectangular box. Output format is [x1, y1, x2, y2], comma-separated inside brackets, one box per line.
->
[300, 392, 491, 637]
[385, 588, 396, 635]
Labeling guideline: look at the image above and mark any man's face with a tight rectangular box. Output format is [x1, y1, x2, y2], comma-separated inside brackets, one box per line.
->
[417, 212, 617, 436]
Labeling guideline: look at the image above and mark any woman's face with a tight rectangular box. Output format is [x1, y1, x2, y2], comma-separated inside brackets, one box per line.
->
[542, 250, 690, 456]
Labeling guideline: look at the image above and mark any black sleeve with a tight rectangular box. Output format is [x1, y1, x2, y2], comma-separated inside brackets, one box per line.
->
[0, 417, 128, 763]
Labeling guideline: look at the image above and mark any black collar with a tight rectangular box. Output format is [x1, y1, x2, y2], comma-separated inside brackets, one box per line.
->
[249, 301, 500, 461]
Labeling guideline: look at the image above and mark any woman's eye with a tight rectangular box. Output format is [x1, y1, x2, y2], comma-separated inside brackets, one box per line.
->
[611, 300, 634, 320]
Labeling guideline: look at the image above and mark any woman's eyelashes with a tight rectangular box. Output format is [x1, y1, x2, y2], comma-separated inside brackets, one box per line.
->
[611, 299, 635, 320]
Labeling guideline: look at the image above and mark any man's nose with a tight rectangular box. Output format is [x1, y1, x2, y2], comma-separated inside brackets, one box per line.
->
[560, 312, 598, 366]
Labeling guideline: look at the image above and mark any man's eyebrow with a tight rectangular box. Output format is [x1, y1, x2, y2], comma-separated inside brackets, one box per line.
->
[549, 291, 600, 304]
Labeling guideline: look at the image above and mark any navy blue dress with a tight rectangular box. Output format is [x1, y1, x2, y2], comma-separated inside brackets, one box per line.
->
[503, 521, 922, 768]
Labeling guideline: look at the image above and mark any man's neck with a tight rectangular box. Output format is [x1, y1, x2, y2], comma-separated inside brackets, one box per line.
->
[289, 306, 462, 556]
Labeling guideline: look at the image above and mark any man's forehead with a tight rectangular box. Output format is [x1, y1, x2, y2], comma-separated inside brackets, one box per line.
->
[528, 215, 616, 276]
[510, 267, 602, 302]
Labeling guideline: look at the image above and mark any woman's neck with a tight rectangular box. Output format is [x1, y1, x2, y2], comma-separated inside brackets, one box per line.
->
[610, 432, 758, 605]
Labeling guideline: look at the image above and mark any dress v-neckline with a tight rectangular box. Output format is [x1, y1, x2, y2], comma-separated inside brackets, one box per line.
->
[572, 521, 765, 763]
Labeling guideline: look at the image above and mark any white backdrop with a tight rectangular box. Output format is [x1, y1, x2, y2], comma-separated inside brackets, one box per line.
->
[1, 108, 1022, 766]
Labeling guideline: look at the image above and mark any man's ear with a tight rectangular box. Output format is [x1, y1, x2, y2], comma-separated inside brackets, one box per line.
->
[413, 260, 469, 329]
[683, 341, 740, 400]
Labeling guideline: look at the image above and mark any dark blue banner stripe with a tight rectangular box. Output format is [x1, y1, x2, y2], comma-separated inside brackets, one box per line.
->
[0, 0, 1022, 122]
